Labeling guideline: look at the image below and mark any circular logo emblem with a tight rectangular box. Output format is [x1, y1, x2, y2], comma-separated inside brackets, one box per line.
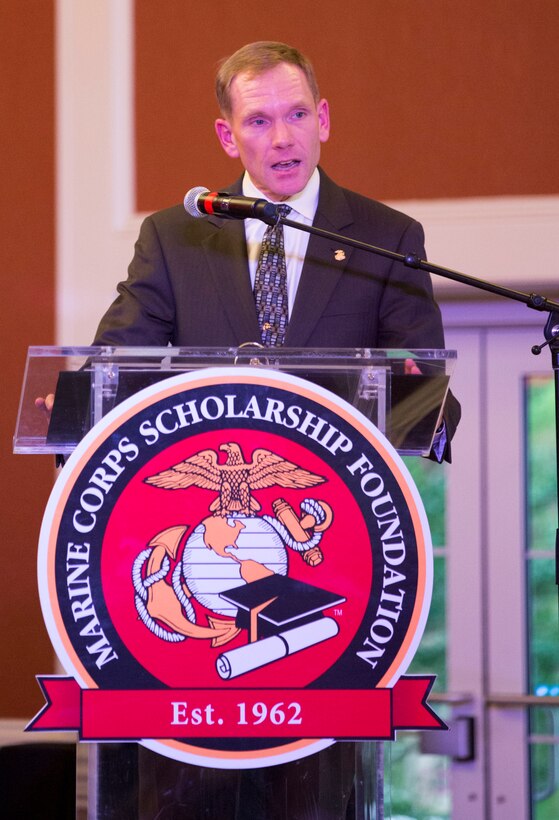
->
[38, 368, 433, 768]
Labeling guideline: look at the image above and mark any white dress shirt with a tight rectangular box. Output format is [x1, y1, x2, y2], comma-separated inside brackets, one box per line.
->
[242, 168, 320, 317]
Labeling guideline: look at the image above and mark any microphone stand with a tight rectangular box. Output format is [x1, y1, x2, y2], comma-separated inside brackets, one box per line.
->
[275, 212, 559, 596]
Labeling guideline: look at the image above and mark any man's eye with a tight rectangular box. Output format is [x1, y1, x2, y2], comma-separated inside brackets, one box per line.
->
[293, 111, 306, 119]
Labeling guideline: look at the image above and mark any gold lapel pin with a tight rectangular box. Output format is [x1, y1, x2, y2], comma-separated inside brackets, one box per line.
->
[334, 249, 346, 261]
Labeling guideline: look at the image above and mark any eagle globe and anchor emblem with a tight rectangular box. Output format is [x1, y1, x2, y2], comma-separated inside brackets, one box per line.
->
[132, 441, 344, 680]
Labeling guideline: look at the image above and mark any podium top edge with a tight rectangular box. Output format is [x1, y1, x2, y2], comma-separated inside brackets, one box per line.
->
[25, 345, 457, 359]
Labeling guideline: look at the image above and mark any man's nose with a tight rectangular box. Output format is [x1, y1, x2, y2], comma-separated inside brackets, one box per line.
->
[271, 120, 294, 147]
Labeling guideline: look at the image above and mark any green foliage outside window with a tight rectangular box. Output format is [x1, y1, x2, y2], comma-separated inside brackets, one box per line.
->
[526, 376, 558, 690]
[526, 376, 557, 551]
[386, 457, 450, 819]
[526, 376, 559, 820]
[403, 456, 447, 690]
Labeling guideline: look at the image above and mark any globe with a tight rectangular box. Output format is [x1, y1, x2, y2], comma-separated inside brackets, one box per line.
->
[181, 515, 288, 617]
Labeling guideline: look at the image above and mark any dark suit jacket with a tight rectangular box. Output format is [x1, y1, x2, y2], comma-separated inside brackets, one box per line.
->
[94, 169, 460, 449]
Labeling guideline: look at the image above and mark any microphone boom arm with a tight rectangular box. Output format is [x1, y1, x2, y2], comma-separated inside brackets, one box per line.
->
[277, 211, 559, 600]
[278, 214, 559, 315]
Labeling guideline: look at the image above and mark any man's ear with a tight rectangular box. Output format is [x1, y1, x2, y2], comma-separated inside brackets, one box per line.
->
[317, 98, 330, 144]
[215, 118, 240, 159]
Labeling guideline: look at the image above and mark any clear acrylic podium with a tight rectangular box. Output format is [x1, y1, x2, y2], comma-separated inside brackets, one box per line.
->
[15, 345, 455, 457]
[15, 345, 456, 820]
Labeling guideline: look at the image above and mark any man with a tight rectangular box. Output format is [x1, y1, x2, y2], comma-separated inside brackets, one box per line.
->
[73, 41, 459, 818]
[93, 43, 458, 417]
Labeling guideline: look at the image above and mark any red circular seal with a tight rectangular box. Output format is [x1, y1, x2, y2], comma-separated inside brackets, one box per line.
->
[38, 368, 434, 768]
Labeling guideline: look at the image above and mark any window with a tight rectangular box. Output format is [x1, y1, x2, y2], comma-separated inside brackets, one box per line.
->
[526, 375, 559, 819]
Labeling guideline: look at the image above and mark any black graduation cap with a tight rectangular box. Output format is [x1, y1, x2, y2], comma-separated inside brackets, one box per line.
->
[219, 574, 346, 641]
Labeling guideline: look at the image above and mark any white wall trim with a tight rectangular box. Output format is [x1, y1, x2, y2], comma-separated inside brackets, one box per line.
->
[57, 0, 137, 345]
[109, 0, 135, 231]
[390, 195, 559, 225]
[390, 196, 559, 299]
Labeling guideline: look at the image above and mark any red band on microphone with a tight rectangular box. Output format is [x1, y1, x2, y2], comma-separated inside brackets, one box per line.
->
[202, 192, 220, 215]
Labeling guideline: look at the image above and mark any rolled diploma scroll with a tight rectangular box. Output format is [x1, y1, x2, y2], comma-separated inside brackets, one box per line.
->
[216, 617, 339, 680]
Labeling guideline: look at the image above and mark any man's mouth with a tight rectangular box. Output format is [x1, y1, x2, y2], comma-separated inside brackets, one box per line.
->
[272, 160, 301, 170]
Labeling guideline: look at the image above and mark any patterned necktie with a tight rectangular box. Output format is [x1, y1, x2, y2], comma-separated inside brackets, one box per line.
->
[253, 204, 291, 346]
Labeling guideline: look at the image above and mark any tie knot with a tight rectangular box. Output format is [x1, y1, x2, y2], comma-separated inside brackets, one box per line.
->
[276, 203, 291, 220]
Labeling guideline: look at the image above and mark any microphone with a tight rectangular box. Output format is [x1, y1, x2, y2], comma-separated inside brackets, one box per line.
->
[184, 187, 279, 223]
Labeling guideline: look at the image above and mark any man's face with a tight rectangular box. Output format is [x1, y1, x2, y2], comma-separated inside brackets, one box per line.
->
[215, 63, 330, 201]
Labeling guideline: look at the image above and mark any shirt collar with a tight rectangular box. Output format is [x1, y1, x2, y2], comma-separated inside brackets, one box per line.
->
[242, 168, 320, 221]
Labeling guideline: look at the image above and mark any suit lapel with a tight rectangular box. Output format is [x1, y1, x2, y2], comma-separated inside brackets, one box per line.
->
[202, 218, 262, 344]
[285, 171, 355, 347]
[200, 178, 262, 344]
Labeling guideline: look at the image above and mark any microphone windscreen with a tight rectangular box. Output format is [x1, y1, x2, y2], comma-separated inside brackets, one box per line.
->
[184, 186, 209, 217]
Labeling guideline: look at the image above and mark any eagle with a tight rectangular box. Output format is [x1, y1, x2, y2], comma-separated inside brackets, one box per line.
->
[145, 442, 326, 517]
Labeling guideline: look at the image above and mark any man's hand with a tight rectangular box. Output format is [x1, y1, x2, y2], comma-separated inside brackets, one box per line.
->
[404, 357, 422, 375]
[35, 393, 55, 418]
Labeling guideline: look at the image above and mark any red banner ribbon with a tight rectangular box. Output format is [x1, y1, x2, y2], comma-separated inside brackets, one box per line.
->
[28, 675, 444, 739]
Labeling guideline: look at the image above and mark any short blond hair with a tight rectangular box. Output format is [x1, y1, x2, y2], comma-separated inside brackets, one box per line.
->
[216, 41, 320, 116]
